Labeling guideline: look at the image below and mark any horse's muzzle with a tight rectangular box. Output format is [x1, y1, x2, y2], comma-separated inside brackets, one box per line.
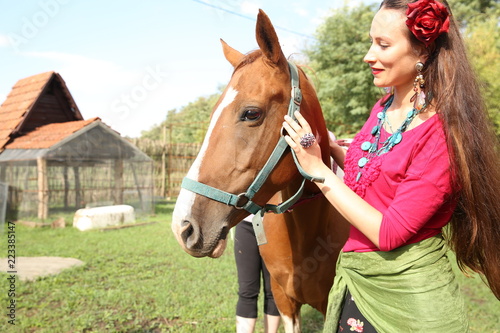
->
[180, 220, 203, 251]
[173, 219, 229, 258]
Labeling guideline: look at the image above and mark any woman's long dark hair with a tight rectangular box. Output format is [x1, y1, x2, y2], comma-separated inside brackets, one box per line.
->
[380, 0, 500, 299]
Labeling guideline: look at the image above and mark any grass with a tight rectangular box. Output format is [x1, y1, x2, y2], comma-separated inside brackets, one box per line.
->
[0, 201, 498, 332]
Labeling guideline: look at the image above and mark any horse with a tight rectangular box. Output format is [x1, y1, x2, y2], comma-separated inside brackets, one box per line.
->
[171, 9, 349, 332]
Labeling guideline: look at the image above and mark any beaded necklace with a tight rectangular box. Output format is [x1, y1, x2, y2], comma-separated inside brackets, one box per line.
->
[356, 94, 426, 182]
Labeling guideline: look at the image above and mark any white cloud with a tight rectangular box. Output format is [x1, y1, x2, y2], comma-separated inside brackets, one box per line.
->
[22, 51, 133, 86]
[350, 0, 366, 6]
[0, 34, 11, 47]
[240, 1, 260, 15]
[311, 7, 332, 26]
[17, 51, 232, 137]
[20, 51, 164, 136]
[292, 4, 308, 17]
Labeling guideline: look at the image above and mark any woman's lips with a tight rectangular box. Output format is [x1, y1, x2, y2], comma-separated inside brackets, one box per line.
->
[371, 68, 383, 75]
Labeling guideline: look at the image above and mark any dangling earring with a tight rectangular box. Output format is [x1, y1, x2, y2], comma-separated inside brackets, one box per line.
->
[410, 61, 426, 110]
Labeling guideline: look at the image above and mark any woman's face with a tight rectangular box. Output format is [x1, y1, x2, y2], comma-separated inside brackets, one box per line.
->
[364, 8, 424, 92]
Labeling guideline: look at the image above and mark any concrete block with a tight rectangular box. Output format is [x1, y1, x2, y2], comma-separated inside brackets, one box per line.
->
[73, 205, 135, 231]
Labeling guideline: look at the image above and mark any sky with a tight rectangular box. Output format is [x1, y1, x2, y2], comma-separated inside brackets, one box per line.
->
[0, 0, 378, 138]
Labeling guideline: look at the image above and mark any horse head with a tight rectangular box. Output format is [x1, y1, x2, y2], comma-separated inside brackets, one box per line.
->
[172, 9, 330, 258]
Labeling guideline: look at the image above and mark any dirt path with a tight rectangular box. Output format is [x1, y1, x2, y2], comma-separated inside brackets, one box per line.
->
[0, 257, 85, 281]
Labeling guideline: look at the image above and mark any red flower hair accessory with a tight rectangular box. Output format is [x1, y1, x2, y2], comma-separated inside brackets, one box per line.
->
[406, 0, 450, 47]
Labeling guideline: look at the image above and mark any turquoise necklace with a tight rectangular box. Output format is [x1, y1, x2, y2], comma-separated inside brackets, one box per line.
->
[356, 95, 425, 182]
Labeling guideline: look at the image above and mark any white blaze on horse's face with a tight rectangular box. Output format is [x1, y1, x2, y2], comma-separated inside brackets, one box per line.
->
[171, 87, 238, 252]
[186, 86, 238, 182]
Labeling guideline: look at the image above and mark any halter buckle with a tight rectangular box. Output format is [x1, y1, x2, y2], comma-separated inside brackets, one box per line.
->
[292, 86, 302, 106]
[235, 193, 250, 209]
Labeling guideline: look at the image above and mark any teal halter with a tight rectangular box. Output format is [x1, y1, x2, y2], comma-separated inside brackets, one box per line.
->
[180, 61, 324, 243]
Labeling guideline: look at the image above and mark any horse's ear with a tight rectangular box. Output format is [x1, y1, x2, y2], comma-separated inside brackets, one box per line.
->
[221, 39, 244, 68]
[256, 9, 286, 66]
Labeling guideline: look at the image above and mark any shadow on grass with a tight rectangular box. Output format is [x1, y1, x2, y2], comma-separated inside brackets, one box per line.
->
[153, 200, 176, 217]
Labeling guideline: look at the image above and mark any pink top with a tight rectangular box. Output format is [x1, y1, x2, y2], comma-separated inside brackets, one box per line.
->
[342, 97, 456, 252]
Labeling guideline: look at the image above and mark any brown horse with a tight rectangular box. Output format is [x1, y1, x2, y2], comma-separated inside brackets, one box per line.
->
[171, 9, 349, 332]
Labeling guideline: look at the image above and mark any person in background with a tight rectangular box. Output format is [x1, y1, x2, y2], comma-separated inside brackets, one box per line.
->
[283, 0, 500, 331]
[234, 215, 281, 333]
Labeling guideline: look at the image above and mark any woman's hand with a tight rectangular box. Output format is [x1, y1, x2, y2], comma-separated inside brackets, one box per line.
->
[336, 139, 352, 148]
[329, 133, 351, 170]
[282, 111, 329, 178]
[284, 113, 383, 247]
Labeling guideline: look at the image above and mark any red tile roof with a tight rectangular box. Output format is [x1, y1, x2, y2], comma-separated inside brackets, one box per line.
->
[0, 71, 83, 150]
[5, 117, 101, 149]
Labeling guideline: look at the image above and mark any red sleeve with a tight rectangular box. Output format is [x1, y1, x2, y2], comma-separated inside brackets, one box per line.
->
[378, 130, 454, 251]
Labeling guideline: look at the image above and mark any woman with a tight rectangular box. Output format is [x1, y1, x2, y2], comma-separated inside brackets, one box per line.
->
[234, 215, 281, 333]
[283, 0, 500, 331]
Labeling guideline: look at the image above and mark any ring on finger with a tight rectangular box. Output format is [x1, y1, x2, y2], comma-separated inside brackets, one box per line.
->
[300, 133, 316, 149]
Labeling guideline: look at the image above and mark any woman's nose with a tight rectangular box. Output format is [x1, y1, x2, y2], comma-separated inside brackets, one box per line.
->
[363, 45, 376, 64]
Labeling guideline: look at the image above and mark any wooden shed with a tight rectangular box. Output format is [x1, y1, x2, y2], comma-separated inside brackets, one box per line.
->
[0, 71, 154, 220]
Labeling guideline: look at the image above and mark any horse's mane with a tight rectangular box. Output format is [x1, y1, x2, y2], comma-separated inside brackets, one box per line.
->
[296, 65, 319, 93]
[232, 50, 319, 94]
[232, 50, 263, 74]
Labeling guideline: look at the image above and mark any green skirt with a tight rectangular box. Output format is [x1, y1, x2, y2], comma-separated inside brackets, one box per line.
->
[323, 235, 469, 332]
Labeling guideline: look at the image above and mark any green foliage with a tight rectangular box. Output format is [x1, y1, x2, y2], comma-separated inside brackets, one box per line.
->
[140, 108, 177, 140]
[141, 92, 221, 143]
[449, 0, 498, 24]
[447, 0, 500, 135]
[306, 4, 382, 137]
[463, 4, 500, 135]
[304, 1, 500, 137]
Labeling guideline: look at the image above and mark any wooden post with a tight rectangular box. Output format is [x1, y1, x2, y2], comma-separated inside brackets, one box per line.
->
[114, 159, 124, 204]
[0, 164, 6, 182]
[161, 125, 166, 198]
[73, 166, 81, 208]
[63, 166, 69, 209]
[130, 162, 144, 211]
[167, 124, 172, 198]
[37, 157, 48, 220]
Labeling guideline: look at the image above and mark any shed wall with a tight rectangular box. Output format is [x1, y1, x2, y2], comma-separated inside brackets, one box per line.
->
[0, 158, 153, 220]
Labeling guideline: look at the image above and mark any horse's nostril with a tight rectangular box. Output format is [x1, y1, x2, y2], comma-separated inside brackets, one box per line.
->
[181, 220, 194, 242]
[220, 226, 229, 240]
[181, 220, 190, 228]
[180, 220, 202, 250]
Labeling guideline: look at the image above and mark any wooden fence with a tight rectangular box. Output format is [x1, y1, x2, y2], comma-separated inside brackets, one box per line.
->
[131, 123, 207, 199]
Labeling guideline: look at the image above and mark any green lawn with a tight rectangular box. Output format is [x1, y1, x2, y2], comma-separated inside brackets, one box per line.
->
[0, 201, 498, 332]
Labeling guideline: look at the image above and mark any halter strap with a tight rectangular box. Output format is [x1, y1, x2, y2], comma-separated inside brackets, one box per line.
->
[181, 61, 324, 227]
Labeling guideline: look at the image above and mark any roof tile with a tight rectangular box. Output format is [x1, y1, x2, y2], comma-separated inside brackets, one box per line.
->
[5, 117, 101, 149]
[0, 71, 83, 149]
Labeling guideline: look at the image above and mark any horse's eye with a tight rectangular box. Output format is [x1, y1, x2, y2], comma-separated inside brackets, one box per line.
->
[241, 108, 262, 121]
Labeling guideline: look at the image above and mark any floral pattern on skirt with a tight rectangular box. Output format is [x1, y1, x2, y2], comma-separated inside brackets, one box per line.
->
[337, 292, 376, 332]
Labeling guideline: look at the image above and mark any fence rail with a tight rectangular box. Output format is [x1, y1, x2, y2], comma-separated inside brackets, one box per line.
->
[131, 124, 207, 199]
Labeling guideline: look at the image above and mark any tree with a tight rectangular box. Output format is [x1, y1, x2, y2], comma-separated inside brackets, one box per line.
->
[140, 92, 220, 143]
[140, 108, 177, 140]
[306, 1, 500, 137]
[449, 0, 498, 24]
[306, 4, 381, 137]
[462, 3, 500, 135]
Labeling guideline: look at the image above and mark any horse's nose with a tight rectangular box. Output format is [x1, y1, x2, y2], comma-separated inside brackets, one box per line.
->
[181, 220, 203, 250]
